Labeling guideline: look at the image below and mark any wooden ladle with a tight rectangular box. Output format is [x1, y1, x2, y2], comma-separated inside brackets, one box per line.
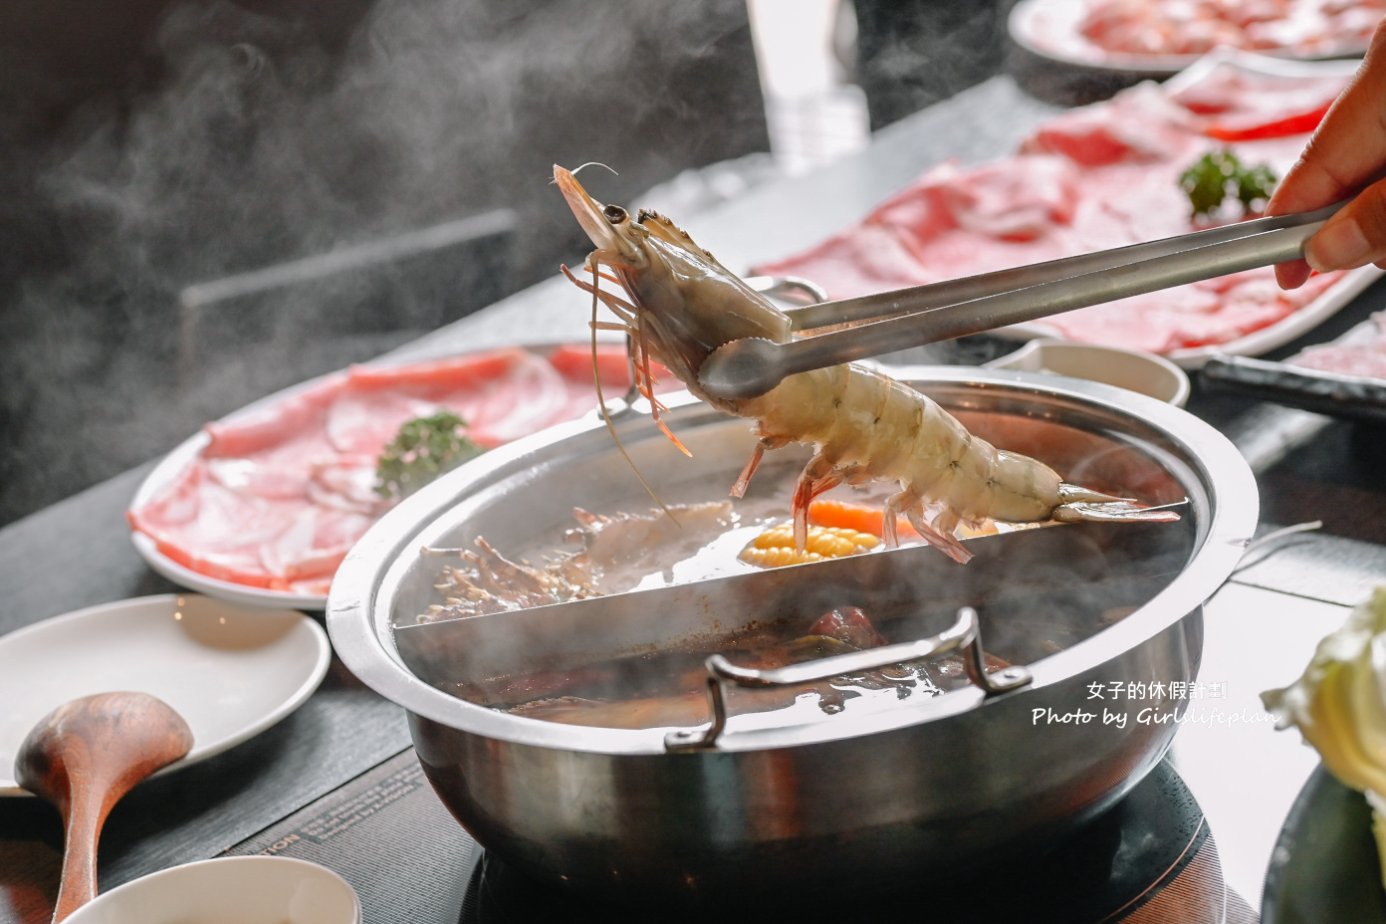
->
[14, 691, 194, 923]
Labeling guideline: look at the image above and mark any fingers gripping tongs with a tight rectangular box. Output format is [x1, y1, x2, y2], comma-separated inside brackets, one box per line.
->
[697, 203, 1345, 400]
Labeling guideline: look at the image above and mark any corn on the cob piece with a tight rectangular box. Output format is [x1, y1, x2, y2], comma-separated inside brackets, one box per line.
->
[739, 523, 878, 568]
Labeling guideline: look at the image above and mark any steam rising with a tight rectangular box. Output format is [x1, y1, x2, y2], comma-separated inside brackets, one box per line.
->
[0, 0, 765, 523]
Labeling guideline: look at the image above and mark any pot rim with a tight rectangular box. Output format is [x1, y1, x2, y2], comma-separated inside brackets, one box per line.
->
[327, 367, 1258, 755]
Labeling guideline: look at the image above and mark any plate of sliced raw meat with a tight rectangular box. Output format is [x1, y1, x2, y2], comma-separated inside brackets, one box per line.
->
[127, 342, 670, 610]
[754, 50, 1382, 368]
[1009, 0, 1380, 77]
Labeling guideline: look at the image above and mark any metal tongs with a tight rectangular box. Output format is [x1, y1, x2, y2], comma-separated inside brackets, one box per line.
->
[698, 202, 1346, 399]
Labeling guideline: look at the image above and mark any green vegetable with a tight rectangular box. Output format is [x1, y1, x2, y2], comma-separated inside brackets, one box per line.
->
[1263, 585, 1386, 887]
[1178, 149, 1278, 219]
[375, 411, 483, 500]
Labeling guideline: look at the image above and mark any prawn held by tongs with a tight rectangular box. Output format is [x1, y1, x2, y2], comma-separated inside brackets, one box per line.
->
[553, 164, 1177, 563]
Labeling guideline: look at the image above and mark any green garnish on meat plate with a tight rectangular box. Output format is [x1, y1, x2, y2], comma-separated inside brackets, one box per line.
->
[375, 411, 483, 500]
[1179, 149, 1277, 220]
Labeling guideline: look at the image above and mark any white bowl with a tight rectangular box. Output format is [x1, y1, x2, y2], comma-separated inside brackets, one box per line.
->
[985, 340, 1191, 406]
[63, 856, 360, 924]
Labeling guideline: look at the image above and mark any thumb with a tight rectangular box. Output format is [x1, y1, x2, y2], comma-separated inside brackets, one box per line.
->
[1306, 176, 1386, 274]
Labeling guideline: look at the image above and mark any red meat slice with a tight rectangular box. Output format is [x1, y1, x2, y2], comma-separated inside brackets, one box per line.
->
[345, 350, 520, 392]
[934, 158, 1080, 240]
[127, 461, 306, 588]
[1290, 311, 1386, 382]
[1293, 346, 1386, 381]
[204, 457, 313, 501]
[258, 505, 376, 584]
[809, 607, 888, 649]
[755, 222, 941, 300]
[307, 456, 385, 516]
[202, 373, 346, 459]
[1022, 85, 1200, 167]
[548, 343, 637, 388]
[1169, 62, 1344, 140]
[328, 348, 570, 453]
[325, 389, 451, 456]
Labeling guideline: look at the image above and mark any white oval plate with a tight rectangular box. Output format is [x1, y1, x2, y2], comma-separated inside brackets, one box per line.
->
[0, 594, 330, 797]
[1008, 0, 1371, 77]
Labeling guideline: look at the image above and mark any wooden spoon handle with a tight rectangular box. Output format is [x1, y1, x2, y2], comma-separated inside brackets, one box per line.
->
[52, 787, 108, 924]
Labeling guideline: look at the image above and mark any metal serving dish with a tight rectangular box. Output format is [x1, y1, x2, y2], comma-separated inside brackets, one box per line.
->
[327, 367, 1257, 906]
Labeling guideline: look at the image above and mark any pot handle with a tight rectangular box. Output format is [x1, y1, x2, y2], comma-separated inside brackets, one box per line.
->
[664, 606, 1032, 751]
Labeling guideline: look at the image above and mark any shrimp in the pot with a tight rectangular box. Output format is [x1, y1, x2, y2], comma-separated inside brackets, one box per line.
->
[553, 165, 1177, 563]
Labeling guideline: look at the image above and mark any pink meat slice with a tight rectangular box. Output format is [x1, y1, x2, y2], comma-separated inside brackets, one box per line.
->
[934, 157, 1080, 240]
[258, 505, 376, 584]
[461, 350, 570, 445]
[307, 455, 385, 516]
[1021, 85, 1201, 167]
[1170, 64, 1344, 120]
[202, 373, 346, 458]
[127, 460, 306, 588]
[1290, 311, 1386, 382]
[328, 348, 569, 453]
[1293, 346, 1386, 381]
[198, 374, 345, 502]
[325, 390, 448, 456]
[754, 222, 941, 299]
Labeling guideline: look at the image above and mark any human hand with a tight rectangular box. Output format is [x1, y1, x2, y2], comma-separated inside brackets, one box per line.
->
[1270, 20, 1386, 289]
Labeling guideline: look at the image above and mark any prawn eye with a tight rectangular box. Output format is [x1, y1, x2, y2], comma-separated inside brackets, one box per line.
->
[603, 205, 627, 224]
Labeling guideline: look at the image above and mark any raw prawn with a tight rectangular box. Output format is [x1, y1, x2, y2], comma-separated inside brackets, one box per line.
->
[553, 165, 1177, 563]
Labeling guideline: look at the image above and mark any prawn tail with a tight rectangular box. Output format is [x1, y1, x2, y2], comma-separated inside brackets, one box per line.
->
[1052, 491, 1187, 524]
[1057, 483, 1130, 505]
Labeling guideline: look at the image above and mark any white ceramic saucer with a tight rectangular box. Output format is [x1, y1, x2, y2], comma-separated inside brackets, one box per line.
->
[0, 594, 330, 796]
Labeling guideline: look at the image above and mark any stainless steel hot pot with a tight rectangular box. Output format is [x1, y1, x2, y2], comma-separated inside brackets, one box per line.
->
[327, 367, 1257, 905]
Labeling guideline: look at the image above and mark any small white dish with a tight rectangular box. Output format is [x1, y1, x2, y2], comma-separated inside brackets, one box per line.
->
[985, 339, 1192, 406]
[62, 856, 360, 924]
[0, 594, 330, 796]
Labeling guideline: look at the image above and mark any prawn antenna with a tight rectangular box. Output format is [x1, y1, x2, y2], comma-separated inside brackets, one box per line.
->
[586, 264, 679, 525]
[571, 162, 619, 179]
[552, 162, 620, 187]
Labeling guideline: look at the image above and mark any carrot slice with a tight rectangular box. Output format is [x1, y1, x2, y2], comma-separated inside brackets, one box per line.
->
[807, 498, 921, 539]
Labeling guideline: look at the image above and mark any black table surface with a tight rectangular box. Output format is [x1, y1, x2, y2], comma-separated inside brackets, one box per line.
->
[5, 74, 1386, 923]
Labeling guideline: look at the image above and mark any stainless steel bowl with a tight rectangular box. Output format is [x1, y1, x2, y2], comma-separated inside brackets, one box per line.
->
[327, 367, 1257, 905]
